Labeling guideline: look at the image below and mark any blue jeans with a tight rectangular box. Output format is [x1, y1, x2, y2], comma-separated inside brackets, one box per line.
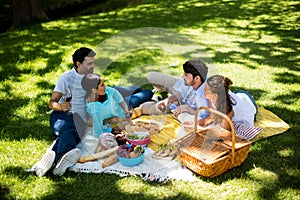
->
[114, 86, 154, 108]
[50, 111, 81, 162]
[125, 90, 154, 108]
[113, 86, 142, 97]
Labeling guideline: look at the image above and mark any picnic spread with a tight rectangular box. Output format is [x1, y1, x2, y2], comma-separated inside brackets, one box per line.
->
[70, 106, 290, 181]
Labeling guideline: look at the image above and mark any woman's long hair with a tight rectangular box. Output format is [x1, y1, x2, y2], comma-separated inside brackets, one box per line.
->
[81, 73, 101, 100]
[206, 75, 233, 124]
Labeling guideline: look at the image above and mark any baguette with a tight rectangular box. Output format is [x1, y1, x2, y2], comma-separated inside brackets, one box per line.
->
[78, 146, 118, 163]
[102, 154, 119, 168]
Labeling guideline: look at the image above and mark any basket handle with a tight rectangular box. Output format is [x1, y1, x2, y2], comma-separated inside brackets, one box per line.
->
[194, 106, 235, 164]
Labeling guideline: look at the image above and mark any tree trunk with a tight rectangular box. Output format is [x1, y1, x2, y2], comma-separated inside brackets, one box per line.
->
[10, 0, 48, 26]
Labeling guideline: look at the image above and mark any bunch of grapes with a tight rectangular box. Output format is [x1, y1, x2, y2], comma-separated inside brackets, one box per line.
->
[117, 144, 144, 158]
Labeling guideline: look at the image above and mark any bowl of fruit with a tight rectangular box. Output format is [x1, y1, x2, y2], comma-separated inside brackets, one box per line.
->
[116, 144, 145, 167]
[126, 131, 151, 146]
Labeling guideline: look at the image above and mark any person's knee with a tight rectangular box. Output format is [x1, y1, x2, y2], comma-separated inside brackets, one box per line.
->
[147, 71, 159, 83]
[141, 90, 154, 99]
[128, 90, 154, 108]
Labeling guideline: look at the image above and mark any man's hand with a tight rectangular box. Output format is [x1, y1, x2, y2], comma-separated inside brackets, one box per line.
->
[61, 101, 71, 112]
[49, 91, 72, 112]
[156, 98, 169, 110]
[173, 105, 191, 117]
[173, 105, 193, 116]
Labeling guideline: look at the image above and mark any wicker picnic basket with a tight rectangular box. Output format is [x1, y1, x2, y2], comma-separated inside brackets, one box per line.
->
[175, 106, 252, 178]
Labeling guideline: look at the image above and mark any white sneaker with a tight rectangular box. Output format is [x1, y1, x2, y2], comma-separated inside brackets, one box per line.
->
[52, 148, 81, 176]
[34, 150, 56, 177]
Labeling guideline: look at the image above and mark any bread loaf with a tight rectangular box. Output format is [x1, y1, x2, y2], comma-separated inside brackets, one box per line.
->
[78, 146, 118, 163]
[102, 154, 118, 168]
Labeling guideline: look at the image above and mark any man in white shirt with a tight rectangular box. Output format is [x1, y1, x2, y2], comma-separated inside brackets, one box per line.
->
[143, 59, 209, 122]
[33, 47, 96, 177]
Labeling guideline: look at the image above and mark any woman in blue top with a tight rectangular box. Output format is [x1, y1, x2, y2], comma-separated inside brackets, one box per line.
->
[81, 73, 130, 138]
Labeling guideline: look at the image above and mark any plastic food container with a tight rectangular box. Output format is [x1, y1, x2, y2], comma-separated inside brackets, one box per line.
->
[126, 132, 151, 146]
[117, 145, 145, 167]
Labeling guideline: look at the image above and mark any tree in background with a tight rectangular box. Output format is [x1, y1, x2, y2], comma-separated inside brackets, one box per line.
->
[2, 0, 132, 31]
[10, 0, 48, 26]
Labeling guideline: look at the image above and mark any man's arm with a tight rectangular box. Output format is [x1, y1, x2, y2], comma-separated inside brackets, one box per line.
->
[49, 91, 71, 112]
[156, 91, 183, 109]
[174, 104, 195, 116]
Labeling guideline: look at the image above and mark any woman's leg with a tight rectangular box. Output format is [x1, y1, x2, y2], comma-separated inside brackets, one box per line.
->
[126, 90, 154, 108]
[113, 86, 142, 97]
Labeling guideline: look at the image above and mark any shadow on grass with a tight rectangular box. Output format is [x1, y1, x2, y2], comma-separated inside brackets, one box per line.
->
[0, 184, 10, 200]
[273, 72, 300, 85]
[3, 166, 194, 200]
[0, 0, 298, 85]
[247, 128, 300, 198]
[230, 87, 265, 101]
[1, 0, 298, 77]
[0, 92, 53, 141]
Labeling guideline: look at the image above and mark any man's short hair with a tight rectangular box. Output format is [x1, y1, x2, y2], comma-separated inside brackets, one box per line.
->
[183, 59, 208, 83]
[72, 47, 96, 68]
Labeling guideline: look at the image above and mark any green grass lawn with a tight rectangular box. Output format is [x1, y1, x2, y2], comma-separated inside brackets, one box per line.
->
[0, 0, 299, 199]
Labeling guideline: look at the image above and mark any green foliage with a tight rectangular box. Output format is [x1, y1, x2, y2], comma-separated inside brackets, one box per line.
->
[0, 0, 299, 199]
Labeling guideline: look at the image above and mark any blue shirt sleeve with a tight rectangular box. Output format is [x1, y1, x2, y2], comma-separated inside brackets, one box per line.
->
[107, 87, 124, 104]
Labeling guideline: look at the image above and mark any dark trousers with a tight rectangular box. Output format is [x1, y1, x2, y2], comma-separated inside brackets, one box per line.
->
[50, 111, 81, 162]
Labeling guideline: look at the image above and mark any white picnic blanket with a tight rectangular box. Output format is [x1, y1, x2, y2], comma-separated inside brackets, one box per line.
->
[69, 107, 290, 181]
[69, 132, 195, 182]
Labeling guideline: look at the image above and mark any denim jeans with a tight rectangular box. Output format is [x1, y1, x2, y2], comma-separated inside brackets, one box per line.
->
[113, 86, 142, 97]
[50, 111, 81, 162]
[114, 86, 154, 108]
[125, 90, 154, 108]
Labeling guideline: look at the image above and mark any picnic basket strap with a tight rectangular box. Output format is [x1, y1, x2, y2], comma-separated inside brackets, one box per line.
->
[194, 106, 236, 165]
